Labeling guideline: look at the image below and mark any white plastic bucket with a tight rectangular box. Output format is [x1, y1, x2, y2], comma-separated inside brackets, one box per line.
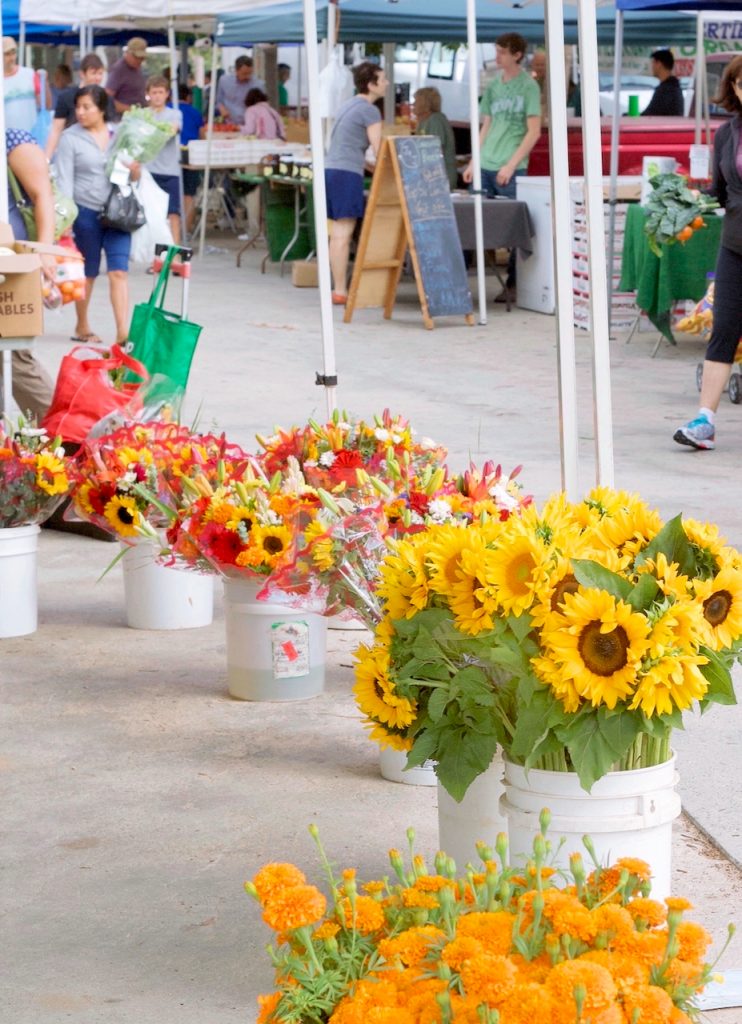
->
[379, 746, 437, 787]
[0, 524, 40, 638]
[224, 578, 327, 701]
[328, 614, 368, 631]
[500, 756, 681, 900]
[437, 756, 508, 869]
[121, 540, 214, 630]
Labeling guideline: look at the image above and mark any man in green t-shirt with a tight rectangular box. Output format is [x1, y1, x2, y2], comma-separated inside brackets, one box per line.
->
[278, 63, 291, 113]
[463, 32, 541, 299]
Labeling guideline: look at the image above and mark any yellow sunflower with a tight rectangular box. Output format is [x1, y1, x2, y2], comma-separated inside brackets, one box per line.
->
[646, 599, 706, 656]
[447, 541, 499, 636]
[541, 588, 651, 709]
[377, 538, 431, 620]
[103, 494, 141, 537]
[531, 654, 582, 713]
[426, 524, 474, 597]
[252, 524, 292, 569]
[636, 553, 691, 601]
[629, 656, 708, 717]
[225, 505, 257, 533]
[365, 720, 411, 752]
[694, 566, 742, 650]
[353, 645, 417, 729]
[304, 519, 335, 571]
[35, 453, 69, 496]
[486, 528, 551, 616]
[683, 517, 726, 570]
[74, 481, 96, 515]
[116, 445, 152, 468]
[588, 501, 663, 562]
[529, 556, 582, 631]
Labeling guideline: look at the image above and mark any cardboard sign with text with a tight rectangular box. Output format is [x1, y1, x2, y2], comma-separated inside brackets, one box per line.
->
[0, 223, 43, 338]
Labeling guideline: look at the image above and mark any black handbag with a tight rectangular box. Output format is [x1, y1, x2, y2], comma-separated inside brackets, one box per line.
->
[99, 184, 146, 233]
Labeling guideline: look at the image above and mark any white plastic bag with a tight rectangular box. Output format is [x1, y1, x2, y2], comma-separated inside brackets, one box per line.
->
[318, 49, 353, 118]
[129, 169, 174, 264]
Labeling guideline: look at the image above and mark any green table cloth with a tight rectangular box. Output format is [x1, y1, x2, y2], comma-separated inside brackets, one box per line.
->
[619, 203, 722, 342]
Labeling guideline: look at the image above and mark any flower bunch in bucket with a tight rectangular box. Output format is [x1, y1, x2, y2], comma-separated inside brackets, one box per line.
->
[354, 488, 742, 799]
[246, 822, 730, 1024]
[0, 418, 72, 527]
[256, 409, 447, 493]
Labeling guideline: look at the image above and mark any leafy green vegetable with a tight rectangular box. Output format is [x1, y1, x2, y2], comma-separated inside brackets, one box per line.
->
[643, 173, 719, 256]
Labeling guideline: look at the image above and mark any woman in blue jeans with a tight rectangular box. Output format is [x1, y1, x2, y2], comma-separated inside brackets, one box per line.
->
[54, 84, 140, 344]
[674, 56, 742, 451]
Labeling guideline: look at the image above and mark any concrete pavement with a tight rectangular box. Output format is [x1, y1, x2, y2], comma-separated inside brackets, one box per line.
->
[3, 235, 741, 1022]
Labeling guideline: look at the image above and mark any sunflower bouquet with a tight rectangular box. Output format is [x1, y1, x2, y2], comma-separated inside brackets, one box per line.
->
[246, 822, 729, 1024]
[0, 419, 72, 527]
[257, 409, 447, 494]
[354, 488, 741, 800]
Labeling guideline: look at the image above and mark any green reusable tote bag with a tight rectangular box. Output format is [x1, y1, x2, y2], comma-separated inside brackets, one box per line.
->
[126, 248, 202, 392]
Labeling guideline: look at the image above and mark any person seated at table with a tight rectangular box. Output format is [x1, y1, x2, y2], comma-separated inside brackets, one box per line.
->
[243, 87, 286, 141]
[413, 87, 457, 189]
[674, 56, 742, 451]
[642, 49, 684, 117]
[324, 61, 387, 306]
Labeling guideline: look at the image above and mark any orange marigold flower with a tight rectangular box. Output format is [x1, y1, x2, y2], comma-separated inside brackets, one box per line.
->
[579, 950, 648, 994]
[440, 935, 485, 971]
[402, 977, 448, 1020]
[668, 1008, 694, 1023]
[459, 952, 517, 1006]
[623, 984, 675, 1024]
[414, 875, 455, 893]
[665, 897, 693, 912]
[378, 925, 446, 967]
[545, 960, 617, 1016]
[628, 898, 668, 928]
[457, 911, 515, 955]
[542, 891, 597, 943]
[619, 928, 668, 967]
[591, 903, 636, 944]
[262, 884, 326, 933]
[342, 868, 357, 881]
[256, 992, 282, 1024]
[587, 867, 622, 899]
[510, 951, 552, 984]
[363, 880, 386, 896]
[313, 920, 341, 941]
[340, 895, 385, 934]
[252, 862, 306, 903]
[676, 921, 712, 962]
[401, 888, 438, 909]
[666, 957, 705, 989]
[497, 981, 555, 1024]
[614, 857, 652, 883]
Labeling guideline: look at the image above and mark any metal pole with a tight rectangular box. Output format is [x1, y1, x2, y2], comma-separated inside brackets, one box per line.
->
[465, 0, 486, 326]
[545, 0, 579, 497]
[198, 34, 220, 259]
[19, 21, 26, 66]
[577, 0, 615, 487]
[303, 0, 337, 416]
[0, 0, 8, 223]
[168, 17, 186, 244]
[695, 13, 704, 146]
[383, 42, 395, 126]
[296, 44, 302, 117]
[606, 10, 623, 336]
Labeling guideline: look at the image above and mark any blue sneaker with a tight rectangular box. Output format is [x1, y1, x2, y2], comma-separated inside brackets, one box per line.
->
[673, 414, 715, 450]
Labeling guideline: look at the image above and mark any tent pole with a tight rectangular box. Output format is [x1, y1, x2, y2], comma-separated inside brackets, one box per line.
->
[577, 0, 614, 488]
[303, 0, 337, 416]
[606, 9, 623, 336]
[296, 44, 302, 117]
[168, 16, 186, 243]
[465, 0, 486, 327]
[545, 0, 579, 498]
[19, 21, 26, 66]
[0, 0, 8, 223]
[198, 33, 220, 259]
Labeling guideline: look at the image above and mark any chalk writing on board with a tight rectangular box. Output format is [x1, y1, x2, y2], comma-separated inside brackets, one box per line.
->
[393, 137, 472, 319]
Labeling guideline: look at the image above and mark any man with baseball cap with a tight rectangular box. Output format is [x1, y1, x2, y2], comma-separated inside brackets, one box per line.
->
[105, 37, 148, 119]
[3, 36, 50, 131]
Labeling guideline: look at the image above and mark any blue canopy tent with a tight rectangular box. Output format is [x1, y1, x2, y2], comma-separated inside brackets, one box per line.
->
[218, 0, 699, 45]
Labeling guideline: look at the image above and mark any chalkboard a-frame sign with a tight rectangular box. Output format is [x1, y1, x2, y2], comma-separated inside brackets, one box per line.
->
[344, 135, 474, 330]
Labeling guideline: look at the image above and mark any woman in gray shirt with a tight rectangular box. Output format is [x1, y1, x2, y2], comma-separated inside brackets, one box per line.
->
[54, 84, 140, 345]
[324, 61, 387, 304]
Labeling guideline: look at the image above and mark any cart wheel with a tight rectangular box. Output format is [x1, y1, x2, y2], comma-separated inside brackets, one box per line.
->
[696, 363, 704, 391]
[729, 373, 741, 405]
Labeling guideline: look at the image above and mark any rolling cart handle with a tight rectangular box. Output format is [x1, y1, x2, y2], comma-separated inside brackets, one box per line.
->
[152, 245, 192, 318]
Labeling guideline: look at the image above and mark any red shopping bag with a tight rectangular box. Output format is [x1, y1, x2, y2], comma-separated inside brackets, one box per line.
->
[42, 344, 148, 444]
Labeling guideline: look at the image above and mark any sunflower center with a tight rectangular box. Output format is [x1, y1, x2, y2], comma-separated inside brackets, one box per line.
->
[703, 589, 731, 627]
[117, 506, 135, 525]
[263, 536, 285, 555]
[505, 552, 536, 596]
[578, 621, 630, 676]
[551, 573, 579, 611]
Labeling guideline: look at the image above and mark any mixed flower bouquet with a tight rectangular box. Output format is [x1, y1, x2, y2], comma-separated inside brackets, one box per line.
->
[257, 410, 447, 494]
[0, 419, 72, 527]
[246, 822, 729, 1024]
[354, 488, 741, 800]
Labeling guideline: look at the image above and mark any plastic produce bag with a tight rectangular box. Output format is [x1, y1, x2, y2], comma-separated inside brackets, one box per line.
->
[318, 49, 353, 118]
[129, 170, 174, 264]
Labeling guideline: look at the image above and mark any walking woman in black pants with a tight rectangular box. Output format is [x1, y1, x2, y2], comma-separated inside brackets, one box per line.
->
[674, 55, 742, 451]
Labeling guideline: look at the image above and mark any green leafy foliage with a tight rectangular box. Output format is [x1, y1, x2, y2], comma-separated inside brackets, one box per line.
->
[643, 173, 719, 256]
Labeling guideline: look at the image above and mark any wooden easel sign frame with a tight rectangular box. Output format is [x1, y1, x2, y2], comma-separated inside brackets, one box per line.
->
[344, 136, 474, 330]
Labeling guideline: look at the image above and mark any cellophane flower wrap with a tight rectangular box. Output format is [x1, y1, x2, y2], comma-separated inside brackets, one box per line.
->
[246, 822, 730, 1024]
[259, 459, 532, 628]
[0, 420, 72, 527]
[354, 488, 741, 800]
[105, 106, 177, 175]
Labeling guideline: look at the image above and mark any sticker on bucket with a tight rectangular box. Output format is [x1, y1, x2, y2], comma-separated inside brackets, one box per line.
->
[271, 621, 310, 679]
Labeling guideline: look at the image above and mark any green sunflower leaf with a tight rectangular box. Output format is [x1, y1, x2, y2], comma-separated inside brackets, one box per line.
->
[634, 514, 696, 575]
[560, 710, 641, 792]
[434, 727, 500, 803]
[699, 646, 738, 709]
[572, 559, 632, 601]
[626, 572, 660, 612]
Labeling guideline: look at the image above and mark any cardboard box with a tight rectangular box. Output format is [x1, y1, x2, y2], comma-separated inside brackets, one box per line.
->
[0, 222, 43, 338]
[284, 120, 310, 144]
[292, 261, 318, 288]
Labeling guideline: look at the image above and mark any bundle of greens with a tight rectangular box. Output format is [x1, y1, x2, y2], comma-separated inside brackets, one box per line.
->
[643, 172, 719, 256]
[106, 107, 177, 175]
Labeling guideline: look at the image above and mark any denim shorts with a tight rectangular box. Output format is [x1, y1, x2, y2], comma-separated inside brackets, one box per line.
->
[325, 169, 365, 221]
[151, 173, 182, 216]
[73, 204, 131, 278]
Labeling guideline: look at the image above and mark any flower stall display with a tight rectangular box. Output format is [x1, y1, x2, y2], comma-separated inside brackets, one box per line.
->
[353, 489, 741, 883]
[0, 419, 73, 637]
[245, 822, 731, 1024]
